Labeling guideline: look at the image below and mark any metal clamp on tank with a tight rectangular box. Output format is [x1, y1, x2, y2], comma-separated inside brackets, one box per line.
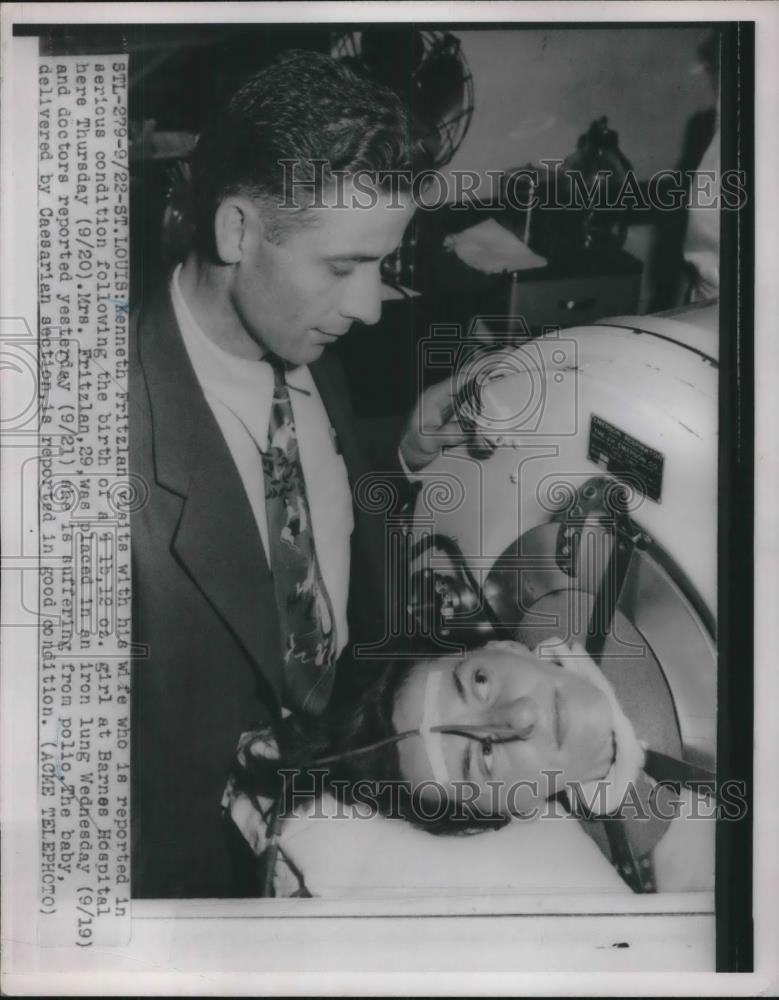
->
[553, 475, 651, 660]
[409, 532, 513, 642]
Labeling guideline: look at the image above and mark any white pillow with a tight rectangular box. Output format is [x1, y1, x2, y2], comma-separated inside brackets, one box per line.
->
[278, 793, 630, 897]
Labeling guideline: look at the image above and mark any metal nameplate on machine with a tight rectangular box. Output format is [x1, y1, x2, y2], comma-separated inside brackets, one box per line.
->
[588, 415, 665, 503]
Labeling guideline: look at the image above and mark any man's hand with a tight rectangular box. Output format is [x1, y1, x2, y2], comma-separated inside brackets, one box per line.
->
[400, 377, 486, 473]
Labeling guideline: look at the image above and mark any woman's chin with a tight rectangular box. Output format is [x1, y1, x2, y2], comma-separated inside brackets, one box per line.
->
[562, 675, 614, 743]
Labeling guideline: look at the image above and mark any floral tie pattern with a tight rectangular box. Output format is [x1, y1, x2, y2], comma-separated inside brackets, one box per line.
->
[262, 360, 337, 715]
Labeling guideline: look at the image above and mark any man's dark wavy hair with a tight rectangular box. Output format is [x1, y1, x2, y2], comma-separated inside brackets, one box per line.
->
[191, 49, 414, 255]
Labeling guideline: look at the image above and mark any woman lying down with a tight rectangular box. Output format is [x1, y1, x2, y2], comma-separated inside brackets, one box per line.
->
[223, 639, 715, 897]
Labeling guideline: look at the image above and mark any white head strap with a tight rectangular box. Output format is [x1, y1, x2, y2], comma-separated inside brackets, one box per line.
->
[420, 669, 450, 786]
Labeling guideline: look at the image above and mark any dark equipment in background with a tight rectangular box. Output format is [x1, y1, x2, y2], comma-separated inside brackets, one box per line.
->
[501, 116, 636, 269]
[331, 29, 475, 289]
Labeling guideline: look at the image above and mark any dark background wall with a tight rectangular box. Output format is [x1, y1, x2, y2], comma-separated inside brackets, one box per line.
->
[447, 26, 714, 190]
[90, 23, 717, 305]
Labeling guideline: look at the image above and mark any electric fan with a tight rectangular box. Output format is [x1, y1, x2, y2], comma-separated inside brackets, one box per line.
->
[331, 28, 474, 171]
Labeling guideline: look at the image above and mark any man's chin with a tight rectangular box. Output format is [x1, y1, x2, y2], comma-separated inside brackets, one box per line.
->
[279, 343, 326, 367]
[302, 343, 327, 364]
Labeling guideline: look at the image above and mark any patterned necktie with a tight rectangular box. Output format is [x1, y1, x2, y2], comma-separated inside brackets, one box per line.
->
[261, 359, 338, 715]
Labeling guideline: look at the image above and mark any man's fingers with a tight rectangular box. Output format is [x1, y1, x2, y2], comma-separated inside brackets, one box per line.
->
[435, 396, 458, 428]
[438, 421, 498, 453]
[435, 417, 468, 447]
[424, 376, 478, 424]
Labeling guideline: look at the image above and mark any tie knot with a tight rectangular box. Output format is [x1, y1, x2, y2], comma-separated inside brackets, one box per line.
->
[268, 355, 289, 395]
[268, 354, 286, 376]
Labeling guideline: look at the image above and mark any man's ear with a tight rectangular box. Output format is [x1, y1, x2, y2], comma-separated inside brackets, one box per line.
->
[214, 196, 264, 264]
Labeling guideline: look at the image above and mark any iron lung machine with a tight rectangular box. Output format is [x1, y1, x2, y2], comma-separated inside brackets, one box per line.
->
[409, 305, 718, 777]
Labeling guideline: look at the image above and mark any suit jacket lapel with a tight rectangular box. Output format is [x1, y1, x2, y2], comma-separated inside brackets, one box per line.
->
[136, 283, 283, 701]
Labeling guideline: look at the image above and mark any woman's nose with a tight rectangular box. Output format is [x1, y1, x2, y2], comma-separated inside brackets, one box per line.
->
[504, 696, 538, 740]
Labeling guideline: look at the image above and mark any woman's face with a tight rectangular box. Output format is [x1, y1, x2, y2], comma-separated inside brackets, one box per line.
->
[392, 643, 615, 816]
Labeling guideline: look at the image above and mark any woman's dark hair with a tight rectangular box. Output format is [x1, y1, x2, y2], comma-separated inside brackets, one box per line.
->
[191, 48, 414, 255]
[233, 639, 509, 836]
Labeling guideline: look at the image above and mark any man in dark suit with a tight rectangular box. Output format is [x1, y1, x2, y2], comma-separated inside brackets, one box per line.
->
[130, 50, 461, 897]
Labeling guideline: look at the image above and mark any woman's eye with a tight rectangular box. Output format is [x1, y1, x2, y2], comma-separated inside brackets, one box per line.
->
[473, 667, 490, 702]
[329, 264, 354, 278]
[481, 741, 494, 776]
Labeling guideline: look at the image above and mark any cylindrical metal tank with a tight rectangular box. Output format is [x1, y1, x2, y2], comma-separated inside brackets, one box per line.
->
[411, 307, 717, 770]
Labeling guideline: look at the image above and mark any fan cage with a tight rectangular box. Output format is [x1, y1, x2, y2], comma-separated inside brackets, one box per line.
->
[331, 29, 474, 171]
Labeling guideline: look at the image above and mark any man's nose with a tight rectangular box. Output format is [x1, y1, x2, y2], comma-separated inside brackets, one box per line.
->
[340, 269, 382, 327]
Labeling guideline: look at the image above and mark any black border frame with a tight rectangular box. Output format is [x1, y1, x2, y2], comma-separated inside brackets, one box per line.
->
[715, 19, 754, 974]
